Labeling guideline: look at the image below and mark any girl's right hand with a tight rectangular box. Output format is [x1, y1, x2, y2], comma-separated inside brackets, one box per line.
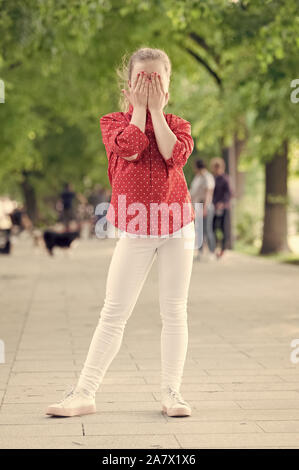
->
[122, 72, 149, 109]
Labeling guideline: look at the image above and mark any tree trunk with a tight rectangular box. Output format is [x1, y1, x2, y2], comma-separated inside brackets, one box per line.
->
[220, 132, 247, 249]
[20, 171, 38, 225]
[221, 146, 233, 249]
[260, 140, 290, 254]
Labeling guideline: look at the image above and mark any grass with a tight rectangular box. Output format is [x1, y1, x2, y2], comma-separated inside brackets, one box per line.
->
[234, 240, 299, 266]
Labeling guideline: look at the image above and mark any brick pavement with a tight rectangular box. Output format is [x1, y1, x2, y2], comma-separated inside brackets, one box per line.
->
[0, 236, 299, 448]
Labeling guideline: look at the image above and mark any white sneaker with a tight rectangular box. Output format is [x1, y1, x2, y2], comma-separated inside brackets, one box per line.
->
[161, 385, 191, 417]
[46, 386, 96, 417]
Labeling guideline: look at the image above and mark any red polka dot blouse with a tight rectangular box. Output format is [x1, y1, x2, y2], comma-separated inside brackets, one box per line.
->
[99, 103, 195, 236]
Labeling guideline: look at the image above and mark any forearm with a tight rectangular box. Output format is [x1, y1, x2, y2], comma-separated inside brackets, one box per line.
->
[150, 109, 177, 161]
[123, 106, 147, 161]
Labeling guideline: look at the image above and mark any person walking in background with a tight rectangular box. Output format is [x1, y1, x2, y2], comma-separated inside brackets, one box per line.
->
[0, 196, 15, 254]
[189, 159, 216, 261]
[59, 182, 87, 232]
[60, 182, 76, 231]
[210, 157, 233, 259]
[88, 183, 106, 210]
[10, 203, 33, 235]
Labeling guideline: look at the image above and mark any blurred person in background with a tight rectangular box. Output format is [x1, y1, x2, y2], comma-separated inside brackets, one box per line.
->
[59, 182, 87, 232]
[59, 182, 76, 231]
[10, 203, 33, 235]
[210, 157, 233, 259]
[189, 159, 216, 261]
[0, 196, 16, 254]
[88, 183, 106, 209]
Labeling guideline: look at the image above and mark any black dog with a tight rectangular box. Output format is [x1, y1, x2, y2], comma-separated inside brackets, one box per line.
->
[43, 230, 80, 256]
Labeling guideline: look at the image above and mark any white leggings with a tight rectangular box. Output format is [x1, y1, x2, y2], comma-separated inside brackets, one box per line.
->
[76, 221, 195, 397]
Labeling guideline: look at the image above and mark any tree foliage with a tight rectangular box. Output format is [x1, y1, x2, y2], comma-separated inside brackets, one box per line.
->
[0, 0, 298, 233]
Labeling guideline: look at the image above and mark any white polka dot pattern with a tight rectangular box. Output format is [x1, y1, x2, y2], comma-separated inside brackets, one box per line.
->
[99, 104, 195, 236]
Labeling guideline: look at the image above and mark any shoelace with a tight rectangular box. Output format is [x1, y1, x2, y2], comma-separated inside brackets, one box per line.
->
[59, 385, 95, 404]
[58, 385, 77, 404]
[165, 386, 188, 406]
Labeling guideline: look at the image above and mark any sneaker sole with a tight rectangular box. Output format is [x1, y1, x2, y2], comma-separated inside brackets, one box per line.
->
[162, 405, 191, 417]
[46, 404, 96, 417]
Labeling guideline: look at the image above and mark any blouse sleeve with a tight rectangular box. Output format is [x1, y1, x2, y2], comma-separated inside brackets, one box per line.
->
[99, 113, 149, 162]
[164, 115, 194, 168]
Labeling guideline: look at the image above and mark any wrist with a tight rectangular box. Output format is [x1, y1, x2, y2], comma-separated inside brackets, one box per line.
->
[149, 108, 164, 116]
[132, 105, 146, 114]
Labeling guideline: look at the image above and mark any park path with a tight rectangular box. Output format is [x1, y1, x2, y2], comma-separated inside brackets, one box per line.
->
[0, 234, 299, 449]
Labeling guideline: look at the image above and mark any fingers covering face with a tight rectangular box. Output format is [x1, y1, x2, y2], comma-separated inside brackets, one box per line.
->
[142, 77, 149, 94]
[133, 73, 140, 89]
[158, 75, 165, 94]
[135, 74, 148, 95]
[132, 72, 165, 101]
[148, 74, 164, 96]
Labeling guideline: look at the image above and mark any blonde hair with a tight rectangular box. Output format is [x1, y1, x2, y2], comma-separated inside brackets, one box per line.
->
[116, 46, 172, 112]
[210, 157, 226, 172]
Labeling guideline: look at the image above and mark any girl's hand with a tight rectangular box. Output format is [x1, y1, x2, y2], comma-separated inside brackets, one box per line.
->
[122, 72, 149, 109]
[147, 73, 168, 113]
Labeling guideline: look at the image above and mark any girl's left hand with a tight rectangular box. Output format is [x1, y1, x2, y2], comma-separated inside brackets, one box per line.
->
[147, 73, 168, 112]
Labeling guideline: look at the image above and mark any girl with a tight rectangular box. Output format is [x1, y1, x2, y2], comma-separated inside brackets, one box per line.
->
[46, 47, 196, 418]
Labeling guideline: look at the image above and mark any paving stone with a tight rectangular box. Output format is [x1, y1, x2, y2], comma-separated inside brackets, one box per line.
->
[153, 390, 299, 401]
[1, 238, 299, 448]
[0, 411, 166, 425]
[175, 432, 299, 449]
[3, 391, 156, 404]
[12, 361, 77, 372]
[83, 420, 261, 436]
[220, 382, 299, 391]
[236, 400, 299, 410]
[0, 434, 181, 449]
[256, 421, 299, 433]
[206, 368, 297, 376]
[0, 423, 82, 437]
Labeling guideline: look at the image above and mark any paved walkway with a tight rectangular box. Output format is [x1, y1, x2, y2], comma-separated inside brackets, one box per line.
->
[0, 234, 299, 449]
